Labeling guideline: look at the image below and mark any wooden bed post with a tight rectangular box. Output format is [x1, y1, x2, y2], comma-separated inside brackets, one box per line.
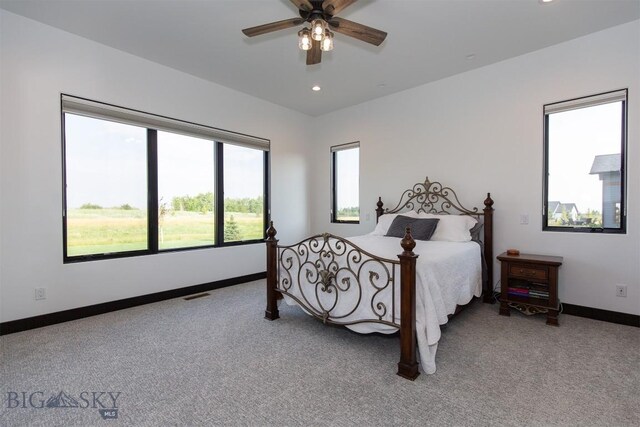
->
[483, 193, 495, 304]
[375, 197, 384, 222]
[397, 226, 419, 380]
[265, 221, 280, 320]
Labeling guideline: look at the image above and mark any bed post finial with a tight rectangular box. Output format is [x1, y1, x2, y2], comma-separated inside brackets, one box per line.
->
[484, 193, 494, 209]
[397, 226, 419, 380]
[266, 221, 277, 240]
[375, 197, 384, 222]
[483, 193, 495, 304]
[265, 221, 280, 320]
[400, 226, 416, 256]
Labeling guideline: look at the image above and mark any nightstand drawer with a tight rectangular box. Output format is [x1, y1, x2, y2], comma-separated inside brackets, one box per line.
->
[509, 264, 547, 280]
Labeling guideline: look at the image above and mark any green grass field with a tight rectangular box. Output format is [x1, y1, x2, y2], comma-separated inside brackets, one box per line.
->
[67, 208, 264, 256]
[336, 215, 359, 222]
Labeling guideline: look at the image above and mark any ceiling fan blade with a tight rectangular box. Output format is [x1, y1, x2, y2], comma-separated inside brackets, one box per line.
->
[290, 0, 314, 12]
[242, 18, 304, 37]
[323, 0, 357, 16]
[306, 39, 322, 65]
[329, 17, 387, 46]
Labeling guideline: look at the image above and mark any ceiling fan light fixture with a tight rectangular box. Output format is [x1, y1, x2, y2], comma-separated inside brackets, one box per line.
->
[242, 0, 387, 66]
[311, 18, 327, 41]
[320, 30, 334, 51]
[298, 27, 312, 51]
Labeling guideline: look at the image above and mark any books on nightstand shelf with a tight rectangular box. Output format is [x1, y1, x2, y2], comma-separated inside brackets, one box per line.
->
[507, 280, 549, 299]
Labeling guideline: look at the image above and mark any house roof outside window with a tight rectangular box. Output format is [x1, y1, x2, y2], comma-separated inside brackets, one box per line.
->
[548, 201, 580, 215]
[590, 153, 621, 174]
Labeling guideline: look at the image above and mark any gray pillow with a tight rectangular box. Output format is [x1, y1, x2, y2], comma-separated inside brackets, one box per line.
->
[385, 216, 440, 241]
[469, 221, 483, 241]
[385, 215, 415, 238]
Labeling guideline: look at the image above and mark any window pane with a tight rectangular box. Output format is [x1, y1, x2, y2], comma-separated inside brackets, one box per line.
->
[223, 145, 264, 242]
[157, 131, 215, 249]
[65, 114, 148, 256]
[546, 100, 624, 229]
[334, 147, 360, 222]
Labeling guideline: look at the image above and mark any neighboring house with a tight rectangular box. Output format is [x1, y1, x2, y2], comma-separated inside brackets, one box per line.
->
[589, 153, 621, 228]
[548, 201, 580, 223]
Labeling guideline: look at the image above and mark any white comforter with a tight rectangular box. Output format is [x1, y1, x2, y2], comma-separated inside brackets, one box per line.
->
[281, 234, 482, 374]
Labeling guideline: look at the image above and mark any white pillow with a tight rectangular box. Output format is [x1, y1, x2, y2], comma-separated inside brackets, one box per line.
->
[414, 212, 477, 242]
[371, 211, 420, 236]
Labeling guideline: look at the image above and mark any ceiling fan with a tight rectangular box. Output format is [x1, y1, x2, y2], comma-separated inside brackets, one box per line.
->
[242, 0, 387, 65]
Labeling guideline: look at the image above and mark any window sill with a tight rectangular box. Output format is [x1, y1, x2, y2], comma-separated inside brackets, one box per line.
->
[64, 239, 266, 263]
[542, 226, 625, 234]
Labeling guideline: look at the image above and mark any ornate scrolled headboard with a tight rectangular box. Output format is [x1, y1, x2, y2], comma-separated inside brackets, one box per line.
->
[374, 177, 495, 303]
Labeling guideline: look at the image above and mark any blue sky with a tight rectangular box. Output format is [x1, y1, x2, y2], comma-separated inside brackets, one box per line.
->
[65, 114, 263, 209]
[335, 147, 359, 209]
[548, 101, 622, 213]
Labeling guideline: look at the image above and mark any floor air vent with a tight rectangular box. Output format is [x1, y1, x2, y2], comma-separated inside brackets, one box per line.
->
[184, 293, 210, 301]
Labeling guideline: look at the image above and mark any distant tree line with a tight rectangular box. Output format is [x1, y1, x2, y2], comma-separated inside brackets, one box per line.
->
[80, 203, 103, 210]
[80, 203, 138, 210]
[79, 193, 263, 215]
[337, 206, 359, 217]
[171, 192, 214, 213]
[224, 196, 263, 215]
[171, 192, 263, 214]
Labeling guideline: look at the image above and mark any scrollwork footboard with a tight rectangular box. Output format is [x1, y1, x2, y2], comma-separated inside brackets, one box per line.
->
[277, 233, 400, 327]
[265, 221, 420, 380]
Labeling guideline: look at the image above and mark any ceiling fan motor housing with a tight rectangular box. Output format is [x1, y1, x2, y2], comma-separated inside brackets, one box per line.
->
[299, 0, 334, 22]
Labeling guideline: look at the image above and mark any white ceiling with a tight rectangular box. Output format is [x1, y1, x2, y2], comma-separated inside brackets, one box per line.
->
[1, 0, 639, 116]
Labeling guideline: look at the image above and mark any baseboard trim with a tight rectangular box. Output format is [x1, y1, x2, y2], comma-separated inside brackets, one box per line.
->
[563, 303, 639, 327]
[0, 272, 266, 335]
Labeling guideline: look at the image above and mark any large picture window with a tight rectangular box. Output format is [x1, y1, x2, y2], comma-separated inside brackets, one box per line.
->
[543, 89, 627, 233]
[62, 95, 269, 262]
[331, 142, 360, 223]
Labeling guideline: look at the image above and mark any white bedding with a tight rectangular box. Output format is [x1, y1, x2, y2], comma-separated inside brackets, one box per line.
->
[281, 234, 482, 374]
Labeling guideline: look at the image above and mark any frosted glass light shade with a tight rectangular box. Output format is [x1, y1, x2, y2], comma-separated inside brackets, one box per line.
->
[298, 28, 312, 51]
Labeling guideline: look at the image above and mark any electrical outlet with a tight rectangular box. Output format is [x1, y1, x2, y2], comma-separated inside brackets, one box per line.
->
[34, 287, 47, 300]
[520, 214, 529, 225]
[616, 285, 627, 297]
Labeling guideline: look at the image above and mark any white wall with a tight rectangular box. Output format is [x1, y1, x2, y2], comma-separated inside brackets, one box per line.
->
[1, 11, 637, 324]
[0, 11, 311, 323]
[309, 21, 640, 315]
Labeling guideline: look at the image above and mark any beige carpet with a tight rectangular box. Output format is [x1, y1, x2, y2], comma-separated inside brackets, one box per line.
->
[1, 279, 638, 426]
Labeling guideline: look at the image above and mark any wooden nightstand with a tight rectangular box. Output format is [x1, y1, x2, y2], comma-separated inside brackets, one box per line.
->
[497, 252, 563, 326]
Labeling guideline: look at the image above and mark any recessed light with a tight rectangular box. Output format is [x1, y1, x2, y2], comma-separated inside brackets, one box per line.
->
[539, 0, 554, 3]
[312, 85, 321, 91]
